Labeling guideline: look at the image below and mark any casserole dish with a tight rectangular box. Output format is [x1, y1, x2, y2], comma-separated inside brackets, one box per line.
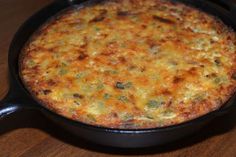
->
[0, 0, 236, 148]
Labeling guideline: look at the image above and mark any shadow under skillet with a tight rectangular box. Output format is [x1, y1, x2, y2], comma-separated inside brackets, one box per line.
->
[0, 107, 236, 155]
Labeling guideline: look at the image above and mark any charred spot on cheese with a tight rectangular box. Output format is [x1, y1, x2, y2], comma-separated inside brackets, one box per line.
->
[173, 76, 184, 84]
[42, 89, 52, 95]
[118, 56, 126, 63]
[90, 9, 107, 23]
[205, 73, 217, 78]
[231, 72, 236, 80]
[78, 53, 88, 60]
[74, 100, 80, 106]
[73, 93, 84, 99]
[117, 11, 131, 17]
[157, 5, 168, 11]
[161, 89, 172, 95]
[21, 0, 236, 129]
[117, 10, 139, 17]
[152, 15, 175, 24]
[214, 58, 221, 66]
[47, 80, 56, 86]
[148, 43, 160, 55]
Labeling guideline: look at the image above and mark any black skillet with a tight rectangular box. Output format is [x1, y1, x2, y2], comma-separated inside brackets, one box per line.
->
[0, 0, 236, 148]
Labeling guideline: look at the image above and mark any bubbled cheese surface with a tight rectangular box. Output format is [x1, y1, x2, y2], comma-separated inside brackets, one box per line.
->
[21, 0, 236, 129]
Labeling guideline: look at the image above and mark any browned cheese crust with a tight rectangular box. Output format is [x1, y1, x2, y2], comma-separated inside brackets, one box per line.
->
[20, 0, 236, 129]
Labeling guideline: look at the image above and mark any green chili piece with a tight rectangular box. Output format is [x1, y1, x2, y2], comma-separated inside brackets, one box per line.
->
[27, 60, 36, 68]
[145, 114, 154, 120]
[76, 72, 86, 79]
[193, 93, 206, 102]
[122, 114, 133, 121]
[118, 95, 129, 103]
[115, 82, 133, 89]
[161, 110, 176, 119]
[97, 83, 104, 90]
[59, 68, 68, 75]
[147, 100, 162, 108]
[103, 93, 111, 100]
[94, 27, 100, 32]
[116, 82, 125, 89]
[124, 82, 133, 88]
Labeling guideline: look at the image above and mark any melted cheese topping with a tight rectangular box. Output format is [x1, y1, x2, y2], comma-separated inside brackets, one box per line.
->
[21, 0, 236, 129]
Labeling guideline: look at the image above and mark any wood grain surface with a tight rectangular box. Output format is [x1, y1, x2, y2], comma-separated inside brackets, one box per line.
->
[0, 0, 236, 157]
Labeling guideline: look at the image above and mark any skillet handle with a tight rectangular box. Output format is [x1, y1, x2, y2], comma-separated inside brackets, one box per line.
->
[0, 101, 19, 119]
[0, 91, 39, 119]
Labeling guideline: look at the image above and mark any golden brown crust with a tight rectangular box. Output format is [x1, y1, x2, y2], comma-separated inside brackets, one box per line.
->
[20, 0, 236, 129]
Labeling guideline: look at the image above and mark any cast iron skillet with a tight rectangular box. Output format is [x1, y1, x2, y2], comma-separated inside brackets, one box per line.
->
[0, 0, 236, 148]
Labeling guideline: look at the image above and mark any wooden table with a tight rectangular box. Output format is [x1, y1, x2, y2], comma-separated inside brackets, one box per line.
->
[0, 0, 236, 156]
